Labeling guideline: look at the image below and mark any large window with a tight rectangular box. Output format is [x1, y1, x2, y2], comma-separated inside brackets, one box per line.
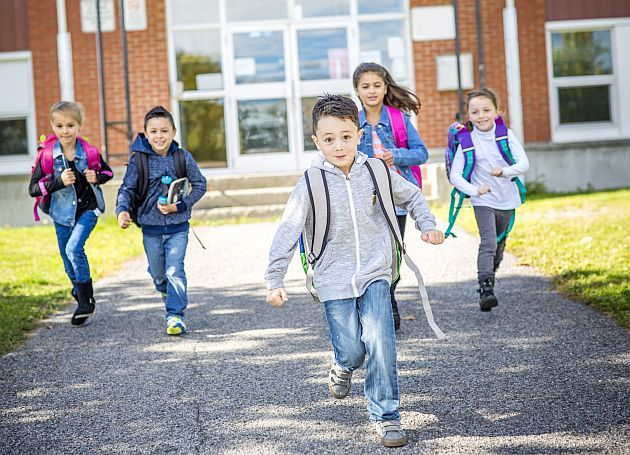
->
[0, 52, 35, 174]
[167, 0, 412, 171]
[550, 30, 613, 125]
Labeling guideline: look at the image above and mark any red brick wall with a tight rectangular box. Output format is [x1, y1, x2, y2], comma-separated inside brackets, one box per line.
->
[29, 0, 170, 166]
[410, 0, 549, 147]
[517, 0, 550, 142]
[28, 0, 60, 141]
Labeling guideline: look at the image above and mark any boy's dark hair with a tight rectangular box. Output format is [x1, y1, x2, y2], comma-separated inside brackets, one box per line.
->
[352, 62, 421, 115]
[144, 106, 176, 130]
[311, 94, 359, 134]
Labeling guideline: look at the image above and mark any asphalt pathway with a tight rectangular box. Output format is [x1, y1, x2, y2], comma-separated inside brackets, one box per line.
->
[1, 220, 628, 454]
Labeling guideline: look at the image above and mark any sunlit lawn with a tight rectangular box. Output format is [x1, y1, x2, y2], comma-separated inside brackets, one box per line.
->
[431, 189, 630, 328]
[0, 216, 144, 356]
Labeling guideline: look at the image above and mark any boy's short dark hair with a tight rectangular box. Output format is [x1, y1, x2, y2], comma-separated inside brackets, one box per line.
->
[312, 94, 359, 134]
[144, 106, 176, 130]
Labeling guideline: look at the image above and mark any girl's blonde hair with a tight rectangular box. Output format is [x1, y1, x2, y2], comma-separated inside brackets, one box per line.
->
[50, 101, 84, 124]
[352, 62, 421, 114]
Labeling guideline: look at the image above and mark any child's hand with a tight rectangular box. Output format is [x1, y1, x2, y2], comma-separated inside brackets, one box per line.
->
[157, 203, 177, 215]
[477, 184, 491, 195]
[491, 167, 503, 177]
[421, 229, 445, 245]
[267, 288, 288, 307]
[118, 211, 131, 229]
[84, 169, 98, 183]
[61, 169, 76, 186]
[382, 150, 395, 166]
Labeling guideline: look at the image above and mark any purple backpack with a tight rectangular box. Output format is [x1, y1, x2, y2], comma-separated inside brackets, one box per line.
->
[385, 105, 422, 189]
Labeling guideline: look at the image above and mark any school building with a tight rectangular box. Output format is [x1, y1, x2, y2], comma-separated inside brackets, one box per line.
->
[1, 0, 629, 226]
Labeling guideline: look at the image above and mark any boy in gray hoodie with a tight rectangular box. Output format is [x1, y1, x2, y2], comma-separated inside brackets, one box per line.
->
[265, 94, 444, 448]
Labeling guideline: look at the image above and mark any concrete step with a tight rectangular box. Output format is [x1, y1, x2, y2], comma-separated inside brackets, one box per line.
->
[195, 186, 294, 210]
[194, 204, 285, 221]
[207, 172, 302, 191]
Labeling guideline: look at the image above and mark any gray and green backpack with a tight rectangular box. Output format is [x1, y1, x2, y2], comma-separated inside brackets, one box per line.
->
[298, 157, 445, 339]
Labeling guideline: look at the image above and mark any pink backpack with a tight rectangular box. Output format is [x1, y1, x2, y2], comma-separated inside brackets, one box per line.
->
[31, 134, 102, 221]
[385, 105, 423, 189]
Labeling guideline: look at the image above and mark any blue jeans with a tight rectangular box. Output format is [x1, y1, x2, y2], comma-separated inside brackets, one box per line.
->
[142, 230, 189, 319]
[54, 210, 98, 288]
[323, 280, 400, 421]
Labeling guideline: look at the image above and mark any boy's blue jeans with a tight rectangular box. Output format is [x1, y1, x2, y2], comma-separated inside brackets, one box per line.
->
[323, 279, 400, 422]
[142, 230, 189, 319]
[54, 210, 98, 288]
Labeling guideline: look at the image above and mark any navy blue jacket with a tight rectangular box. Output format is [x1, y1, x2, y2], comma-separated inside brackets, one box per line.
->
[116, 134, 207, 235]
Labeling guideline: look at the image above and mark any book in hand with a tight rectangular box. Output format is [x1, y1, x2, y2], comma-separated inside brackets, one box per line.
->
[167, 177, 189, 204]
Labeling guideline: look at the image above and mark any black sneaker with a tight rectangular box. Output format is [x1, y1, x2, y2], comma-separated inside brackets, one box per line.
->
[478, 279, 498, 312]
[328, 364, 352, 399]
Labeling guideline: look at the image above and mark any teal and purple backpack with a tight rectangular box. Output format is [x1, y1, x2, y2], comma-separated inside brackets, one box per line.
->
[443, 116, 526, 240]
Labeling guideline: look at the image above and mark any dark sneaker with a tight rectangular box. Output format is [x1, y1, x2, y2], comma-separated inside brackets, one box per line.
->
[328, 364, 352, 399]
[478, 279, 498, 312]
[71, 299, 95, 326]
[71, 280, 95, 327]
[374, 420, 408, 447]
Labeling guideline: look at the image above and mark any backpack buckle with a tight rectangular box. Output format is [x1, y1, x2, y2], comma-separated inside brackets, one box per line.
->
[307, 253, 317, 265]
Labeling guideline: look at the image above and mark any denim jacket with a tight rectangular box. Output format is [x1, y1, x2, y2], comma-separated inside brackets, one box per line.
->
[358, 108, 429, 214]
[49, 141, 106, 227]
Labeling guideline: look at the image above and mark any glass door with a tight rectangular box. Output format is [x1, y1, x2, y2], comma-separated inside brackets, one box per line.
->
[289, 22, 356, 169]
[226, 26, 296, 172]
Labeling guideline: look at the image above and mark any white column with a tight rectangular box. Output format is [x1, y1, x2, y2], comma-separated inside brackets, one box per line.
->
[56, 0, 75, 101]
[503, 0, 524, 142]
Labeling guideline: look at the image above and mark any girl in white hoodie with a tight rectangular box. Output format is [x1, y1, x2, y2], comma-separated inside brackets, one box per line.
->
[449, 88, 530, 311]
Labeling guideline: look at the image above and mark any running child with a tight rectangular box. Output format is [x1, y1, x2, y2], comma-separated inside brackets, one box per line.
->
[353, 62, 429, 330]
[28, 101, 113, 326]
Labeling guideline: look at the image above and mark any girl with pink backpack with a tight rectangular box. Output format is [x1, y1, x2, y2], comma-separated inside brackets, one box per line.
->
[28, 101, 113, 326]
[353, 62, 429, 331]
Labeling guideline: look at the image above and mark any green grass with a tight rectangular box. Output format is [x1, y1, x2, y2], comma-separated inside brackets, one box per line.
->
[0, 216, 144, 356]
[431, 189, 630, 328]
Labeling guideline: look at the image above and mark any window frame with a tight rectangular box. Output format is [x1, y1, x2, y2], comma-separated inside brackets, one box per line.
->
[545, 19, 629, 143]
[0, 51, 37, 175]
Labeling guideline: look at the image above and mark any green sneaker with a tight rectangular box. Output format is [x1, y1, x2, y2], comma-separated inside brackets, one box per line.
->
[166, 316, 187, 336]
[374, 420, 407, 447]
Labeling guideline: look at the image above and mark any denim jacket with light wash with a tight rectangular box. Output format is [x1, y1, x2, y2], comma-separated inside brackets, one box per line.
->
[48, 141, 107, 227]
[358, 108, 429, 214]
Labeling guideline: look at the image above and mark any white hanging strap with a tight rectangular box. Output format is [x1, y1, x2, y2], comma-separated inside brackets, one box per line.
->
[403, 253, 446, 339]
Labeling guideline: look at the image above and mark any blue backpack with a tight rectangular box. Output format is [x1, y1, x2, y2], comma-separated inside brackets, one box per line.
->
[443, 116, 526, 241]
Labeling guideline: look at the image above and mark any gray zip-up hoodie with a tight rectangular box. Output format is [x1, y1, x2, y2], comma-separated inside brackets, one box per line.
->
[265, 152, 436, 302]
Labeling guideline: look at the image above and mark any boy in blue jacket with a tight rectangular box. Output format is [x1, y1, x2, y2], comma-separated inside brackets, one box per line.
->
[116, 106, 206, 335]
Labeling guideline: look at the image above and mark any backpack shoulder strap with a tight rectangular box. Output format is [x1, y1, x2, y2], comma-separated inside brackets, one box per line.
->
[365, 157, 445, 340]
[493, 116, 514, 165]
[77, 137, 102, 171]
[364, 158, 404, 251]
[134, 152, 149, 202]
[299, 167, 330, 302]
[303, 167, 330, 264]
[174, 148, 187, 179]
[385, 105, 408, 149]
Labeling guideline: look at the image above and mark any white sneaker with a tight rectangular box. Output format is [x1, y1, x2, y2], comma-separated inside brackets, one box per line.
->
[328, 364, 352, 399]
[374, 420, 407, 447]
